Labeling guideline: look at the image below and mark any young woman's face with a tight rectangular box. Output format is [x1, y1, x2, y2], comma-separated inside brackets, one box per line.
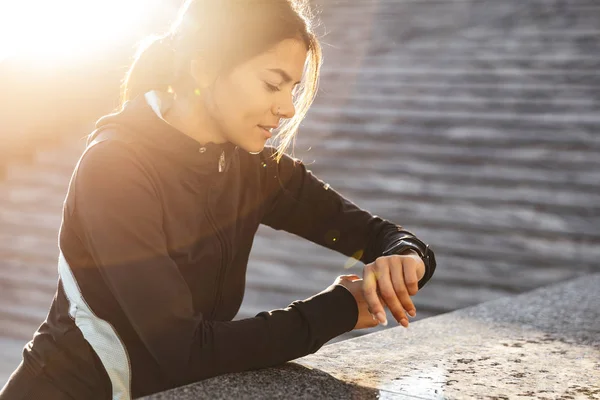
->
[201, 38, 308, 153]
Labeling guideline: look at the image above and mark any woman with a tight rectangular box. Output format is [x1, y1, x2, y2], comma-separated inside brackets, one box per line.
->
[1, 0, 436, 398]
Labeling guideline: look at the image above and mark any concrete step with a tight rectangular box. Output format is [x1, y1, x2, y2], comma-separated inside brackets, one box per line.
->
[0, 204, 63, 233]
[320, 0, 598, 8]
[334, 54, 600, 71]
[0, 265, 57, 292]
[0, 251, 57, 271]
[4, 163, 74, 189]
[301, 181, 600, 238]
[461, 28, 600, 38]
[310, 150, 600, 195]
[0, 231, 59, 260]
[319, 170, 600, 215]
[0, 183, 68, 207]
[359, 196, 600, 241]
[0, 337, 26, 388]
[396, 226, 600, 268]
[304, 138, 600, 170]
[319, 92, 599, 115]
[0, 303, 46, 340]
[316, 78, 600, 106]
[307, 105, 600, 127]
[299, 120, 600, 148]
[320, 67, 600, 86]
[319, 79, 600, 97]
[0, 275, 55, 312]
[394, 37, 600, 53]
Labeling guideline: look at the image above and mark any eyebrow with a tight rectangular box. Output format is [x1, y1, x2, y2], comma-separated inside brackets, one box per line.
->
[267, 68, 301, 86]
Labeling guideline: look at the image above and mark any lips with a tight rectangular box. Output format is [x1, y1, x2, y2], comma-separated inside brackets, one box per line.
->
[258, 125, 273, 138]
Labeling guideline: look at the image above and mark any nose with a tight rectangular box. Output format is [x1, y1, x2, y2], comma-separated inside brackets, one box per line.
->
[273, 92, 296, 119]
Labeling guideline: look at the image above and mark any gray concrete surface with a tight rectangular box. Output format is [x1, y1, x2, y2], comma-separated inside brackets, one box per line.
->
[144, 273, 600, 399]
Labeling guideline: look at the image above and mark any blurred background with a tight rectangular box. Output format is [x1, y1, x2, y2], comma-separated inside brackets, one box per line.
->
[1, 0, 599, 386]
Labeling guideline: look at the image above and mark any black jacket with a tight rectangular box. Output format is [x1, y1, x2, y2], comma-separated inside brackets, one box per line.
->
[21, 94, 436, 399]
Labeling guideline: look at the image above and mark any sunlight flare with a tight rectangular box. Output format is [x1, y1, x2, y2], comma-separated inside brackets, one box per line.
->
[0, 0, 162, 62]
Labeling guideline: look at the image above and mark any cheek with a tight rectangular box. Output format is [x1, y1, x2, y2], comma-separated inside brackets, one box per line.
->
[216, 78, 271, 127]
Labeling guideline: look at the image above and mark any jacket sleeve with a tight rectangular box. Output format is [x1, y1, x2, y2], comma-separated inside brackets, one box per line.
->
[70, 142, 358, 387]
[259, 147, 437, 289]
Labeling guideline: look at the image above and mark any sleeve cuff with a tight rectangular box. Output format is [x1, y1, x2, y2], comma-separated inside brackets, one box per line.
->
[290, 284, 358, 348]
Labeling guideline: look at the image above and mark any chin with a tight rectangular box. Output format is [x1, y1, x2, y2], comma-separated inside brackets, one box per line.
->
[240, 141, 267, 155]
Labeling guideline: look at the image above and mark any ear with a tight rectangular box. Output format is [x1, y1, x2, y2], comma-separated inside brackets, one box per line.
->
[190, 58, 218, 89]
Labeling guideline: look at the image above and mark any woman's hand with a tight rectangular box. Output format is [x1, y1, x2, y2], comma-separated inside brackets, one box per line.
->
[333, 275, 380, 330]
[363, 250, 425, 328]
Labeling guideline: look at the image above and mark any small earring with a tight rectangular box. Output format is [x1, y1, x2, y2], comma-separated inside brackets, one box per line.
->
[276, 106, 281, 116]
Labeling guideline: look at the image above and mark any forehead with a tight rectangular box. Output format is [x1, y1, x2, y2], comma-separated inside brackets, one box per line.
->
[246, 38, 308, 82]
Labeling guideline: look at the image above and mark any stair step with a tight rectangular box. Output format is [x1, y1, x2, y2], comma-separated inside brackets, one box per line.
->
[309, 153, 600, 195]
[323, 66, 600, 78]
[317, 81, 600, 103]
[0, 205, 63, 232]
[0, 303, 47, 341]
[307, 105, 600, 126]
[319, 92, 598, 115]
[301, 185, 600, 238]
[0, 337, 27, 387]
[4, 163, 73, 189]
[305, 139, 600, 169]
[0, 266, 57, 291]
[0, 232, 59, 260]
[321, 172, 600, 213]
[299, 121, 600, 148]
[321, 67, 600, 86]
[349, 54, 600, 70]
[0, 184, 68, 206]
[0, 277, 55, 311]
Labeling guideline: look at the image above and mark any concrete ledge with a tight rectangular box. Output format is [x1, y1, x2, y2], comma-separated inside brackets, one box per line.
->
[144, 273, 600, 399]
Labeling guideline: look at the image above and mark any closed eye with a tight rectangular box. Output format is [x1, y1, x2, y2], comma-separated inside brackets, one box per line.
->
[264, 82, 280, 92]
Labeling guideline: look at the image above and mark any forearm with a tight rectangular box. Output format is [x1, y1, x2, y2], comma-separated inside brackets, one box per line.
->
[184, 285, 357, 384]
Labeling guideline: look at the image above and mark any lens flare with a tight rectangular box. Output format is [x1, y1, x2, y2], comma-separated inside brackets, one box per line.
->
[0, 0, 164, 63]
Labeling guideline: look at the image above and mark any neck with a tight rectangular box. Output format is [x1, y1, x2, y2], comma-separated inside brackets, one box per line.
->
[163, 93, 227, 146]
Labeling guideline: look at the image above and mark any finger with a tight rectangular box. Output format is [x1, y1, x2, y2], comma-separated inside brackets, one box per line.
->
[390, 258, 416, 321]
[363, 264, 387, 325]
[374, 258, 408, 326]
[402, 256, 420, 296]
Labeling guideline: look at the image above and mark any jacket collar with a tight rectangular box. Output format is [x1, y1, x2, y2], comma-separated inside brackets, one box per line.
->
[96, 91, 238, 175]
[144, 90, 239, 174]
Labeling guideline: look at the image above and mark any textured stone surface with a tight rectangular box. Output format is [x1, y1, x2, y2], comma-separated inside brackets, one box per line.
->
[145, 274, 600, 399]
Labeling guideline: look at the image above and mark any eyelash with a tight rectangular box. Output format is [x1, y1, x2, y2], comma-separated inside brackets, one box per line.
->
[264, 82, 280, 92]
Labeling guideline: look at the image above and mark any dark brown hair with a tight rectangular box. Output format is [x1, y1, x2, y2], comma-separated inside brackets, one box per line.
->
[121, 0, 322, 161]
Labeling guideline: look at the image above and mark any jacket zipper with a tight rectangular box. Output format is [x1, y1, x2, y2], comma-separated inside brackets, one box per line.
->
[205, 184, 229, 320]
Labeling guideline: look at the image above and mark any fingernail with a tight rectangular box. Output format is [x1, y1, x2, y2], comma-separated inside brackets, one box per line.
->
[376, 312, 387, 326]
[401, 319, 409, 327]
[409, 309, 416, 317]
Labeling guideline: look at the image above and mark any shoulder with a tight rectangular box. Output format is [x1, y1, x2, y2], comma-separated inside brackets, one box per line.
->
[72, 138, 161, 192]
[65, 140, 158, 211]
[77, 139, 144, 175]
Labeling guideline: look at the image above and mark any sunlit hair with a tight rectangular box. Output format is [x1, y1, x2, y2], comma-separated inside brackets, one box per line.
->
[121, 0, 322, 162]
